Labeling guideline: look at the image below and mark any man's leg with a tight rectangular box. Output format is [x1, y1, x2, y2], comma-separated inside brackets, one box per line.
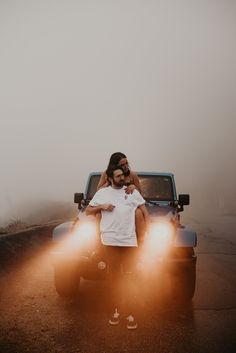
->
[105, 246, 123, 325]
[122, 248, 139, 329]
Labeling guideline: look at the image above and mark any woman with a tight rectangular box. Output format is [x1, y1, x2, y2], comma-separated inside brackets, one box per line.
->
[97, 152, 141, 194]
[97, 152, 145, 245]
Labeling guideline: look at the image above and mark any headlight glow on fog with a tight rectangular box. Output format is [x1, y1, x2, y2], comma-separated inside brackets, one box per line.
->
[56, 221, 97, 252]
[74, 222, 97, 239]
[146, 221, 174, 254]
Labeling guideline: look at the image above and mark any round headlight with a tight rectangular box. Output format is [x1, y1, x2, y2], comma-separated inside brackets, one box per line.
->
[146, 221, 174, 254]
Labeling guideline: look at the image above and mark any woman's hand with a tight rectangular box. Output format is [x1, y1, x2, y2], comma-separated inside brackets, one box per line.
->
[125, 184, 136, 194]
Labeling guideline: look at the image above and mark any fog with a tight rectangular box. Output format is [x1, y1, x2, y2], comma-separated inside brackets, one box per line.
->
[0, 0, 235, 226]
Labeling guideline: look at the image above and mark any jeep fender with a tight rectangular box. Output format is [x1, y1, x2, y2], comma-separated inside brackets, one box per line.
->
[52, 222, 74, 242]
[174, 227, 197, 248]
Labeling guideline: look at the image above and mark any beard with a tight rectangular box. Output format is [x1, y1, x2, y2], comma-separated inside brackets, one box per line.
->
[113, 179, 125, 188]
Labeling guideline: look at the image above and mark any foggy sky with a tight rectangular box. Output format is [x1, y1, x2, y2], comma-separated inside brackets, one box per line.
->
[0, 0, 236, 226]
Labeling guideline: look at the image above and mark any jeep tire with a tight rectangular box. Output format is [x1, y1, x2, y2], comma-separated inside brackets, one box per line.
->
[54, 262, 80, 298]
[170, 247, 196, 302]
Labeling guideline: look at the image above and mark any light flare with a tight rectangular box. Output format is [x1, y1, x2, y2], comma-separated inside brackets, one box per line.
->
[55, 221, 97, 253]
[145, 221, 174, 255]
[74, 222, 97, 239]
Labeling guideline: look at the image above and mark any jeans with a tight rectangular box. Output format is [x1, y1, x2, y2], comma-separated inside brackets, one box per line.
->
[105, 246, 138, 314]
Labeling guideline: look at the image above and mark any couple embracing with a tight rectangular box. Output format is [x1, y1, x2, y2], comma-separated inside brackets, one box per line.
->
[86, 152, 149, 330]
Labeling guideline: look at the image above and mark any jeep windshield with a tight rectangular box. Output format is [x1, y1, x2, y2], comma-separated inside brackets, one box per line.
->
[85, 173, 174, 202]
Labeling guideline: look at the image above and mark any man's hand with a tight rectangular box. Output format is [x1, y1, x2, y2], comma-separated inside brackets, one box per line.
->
[86, 204, 115, 215]
[101, 204, 115, 212]
[125, 184, 136, 194]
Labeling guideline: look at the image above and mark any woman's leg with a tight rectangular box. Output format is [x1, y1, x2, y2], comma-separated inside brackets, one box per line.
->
[95, 212, 102, 252]
[135, 208, 146, 245]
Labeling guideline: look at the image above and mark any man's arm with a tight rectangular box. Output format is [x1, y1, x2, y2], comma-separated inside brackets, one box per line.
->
[86, 203, 115, 216]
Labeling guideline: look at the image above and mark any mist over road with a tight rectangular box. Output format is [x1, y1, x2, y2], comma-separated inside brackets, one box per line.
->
[0, 217, 236, 353]
[1, 0, 236, 227]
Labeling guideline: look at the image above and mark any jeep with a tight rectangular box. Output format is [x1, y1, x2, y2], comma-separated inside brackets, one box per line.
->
[52, 172, 197, 302]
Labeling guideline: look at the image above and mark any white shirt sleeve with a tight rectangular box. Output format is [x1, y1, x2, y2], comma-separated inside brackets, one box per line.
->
[132, 190, 145, 207]
[89, 189, 105, 206]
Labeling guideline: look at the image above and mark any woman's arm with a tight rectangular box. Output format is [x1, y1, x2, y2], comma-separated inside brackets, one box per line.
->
[125, 171, 142, 194]
[97, 171, 109, 190]
[132, 171, 141, 192]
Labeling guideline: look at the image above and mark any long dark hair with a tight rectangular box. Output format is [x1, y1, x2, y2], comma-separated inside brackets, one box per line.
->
[108, 152, 127, 167]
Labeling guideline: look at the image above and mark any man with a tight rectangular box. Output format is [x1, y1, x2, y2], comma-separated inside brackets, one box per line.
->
[97, 152, 141, 194]
[96, 152, 146, 245]
[86, 165, 149, 329]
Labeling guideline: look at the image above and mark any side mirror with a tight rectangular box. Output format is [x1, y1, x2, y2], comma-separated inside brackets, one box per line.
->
[74, 193, 84, 209]
[178, 194, 190, 206]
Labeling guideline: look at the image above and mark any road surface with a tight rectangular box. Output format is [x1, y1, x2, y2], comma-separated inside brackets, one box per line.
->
[0, 216, 236, 353]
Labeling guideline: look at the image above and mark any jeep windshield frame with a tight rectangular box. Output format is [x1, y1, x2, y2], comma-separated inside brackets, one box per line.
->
[84, 172, 176, 202]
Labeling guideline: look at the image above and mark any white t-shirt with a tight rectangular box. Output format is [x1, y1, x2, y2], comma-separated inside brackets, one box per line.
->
[89, 186, 145, 247]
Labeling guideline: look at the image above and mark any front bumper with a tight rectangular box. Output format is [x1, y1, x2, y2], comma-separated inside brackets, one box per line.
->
[51, 247, 197, 279]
